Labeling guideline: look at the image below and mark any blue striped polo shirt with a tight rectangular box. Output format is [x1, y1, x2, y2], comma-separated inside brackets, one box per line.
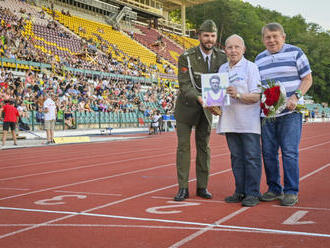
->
[255, 43, 312, 116]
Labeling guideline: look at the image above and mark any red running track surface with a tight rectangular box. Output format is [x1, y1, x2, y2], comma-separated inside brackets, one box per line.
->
[0, 122, 329, 248]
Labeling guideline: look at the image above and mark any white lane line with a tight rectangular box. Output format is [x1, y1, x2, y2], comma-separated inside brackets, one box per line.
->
[169, 208, 249, 248]
[168, 162, 330, 247]
[0, 152, 230, 201]
[0, 169, 232, 240]
[0, 143, 228, 169]
[272, 205, 330, 211]
[0, 147, 174, 170]
[54, 190, 122, 197]
[299, 141, 330, 152]
[0, 223, 267, 234]
[0, 187, 30, 191]
[0, 224, 273, 234]
[0, 206, 329, 239]
[299, 163, 329, 181]
[0, 145, 228, 180]
[0, 162, 177, 201]
[151, 196, 226, 204]
[0, 143, 327, 240]
[0, 151, 175, 181]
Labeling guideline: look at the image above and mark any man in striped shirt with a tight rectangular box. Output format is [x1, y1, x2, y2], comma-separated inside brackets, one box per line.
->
[255, 23, 313, 206]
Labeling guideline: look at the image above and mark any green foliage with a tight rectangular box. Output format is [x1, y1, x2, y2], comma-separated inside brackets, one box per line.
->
[184, 0, 330, 104]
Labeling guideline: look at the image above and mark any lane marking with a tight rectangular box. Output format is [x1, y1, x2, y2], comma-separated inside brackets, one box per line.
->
[151, 196, 226, 204]
[0, 145, 228, 180]
[272, 205, 330, 211]
[169, 208, 249, 248]
[0, 151, 176, 181]
[0, 223, 273, 234]
[0, 147, 177, 170]
[282, 211, 315, 225]
[0, 206, 329, 239]
[299, 163, 330, 181]
[0, 143, 228, 169]
[0, 163, 177, 201]
[54, 190, 122, 197]
[146, 201, 200, 214]
[169, 162, 330, 247]
[300, 140, 330, 151]
[0, 187, 30, 191]
[0, 154, 231, 201]
[34, 195, 87, 206]
[0, 144, 328, 240]
[0, 169, 232, 239]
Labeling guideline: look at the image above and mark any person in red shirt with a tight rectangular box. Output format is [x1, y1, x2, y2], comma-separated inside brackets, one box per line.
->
[0, 99, 20, 147]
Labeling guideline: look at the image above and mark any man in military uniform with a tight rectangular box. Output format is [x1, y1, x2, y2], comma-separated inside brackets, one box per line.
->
[174, 20, 227, 201]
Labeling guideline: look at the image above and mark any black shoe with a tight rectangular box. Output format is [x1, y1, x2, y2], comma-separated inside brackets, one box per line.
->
[174, 188, 189, 201]
[196, 188, 212, 199]
[225, 193, 245, 203]
[241, 195, 260, 207]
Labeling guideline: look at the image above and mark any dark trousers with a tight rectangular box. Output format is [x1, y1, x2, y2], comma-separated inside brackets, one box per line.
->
[176, 113, 211, 189]
[226, 133, 262, 197]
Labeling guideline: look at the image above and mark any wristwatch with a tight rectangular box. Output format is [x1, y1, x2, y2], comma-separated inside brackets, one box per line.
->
[294, 89, 302, 99]
[236, 93, 241, 99]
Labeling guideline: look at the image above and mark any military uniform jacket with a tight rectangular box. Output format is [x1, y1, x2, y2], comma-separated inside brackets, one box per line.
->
[175, 46, 227, 126]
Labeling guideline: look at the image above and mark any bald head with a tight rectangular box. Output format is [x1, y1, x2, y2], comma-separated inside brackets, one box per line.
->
[225, 34, 245, 48]
[224, 34, 246, 67]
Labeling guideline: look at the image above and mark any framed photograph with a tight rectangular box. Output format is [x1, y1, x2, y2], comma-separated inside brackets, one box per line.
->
[201, 73, 229, 107]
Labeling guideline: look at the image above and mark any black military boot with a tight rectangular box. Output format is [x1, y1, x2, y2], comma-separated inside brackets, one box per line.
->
[174, 188, 189, 201]
[196, 188, 212, 199]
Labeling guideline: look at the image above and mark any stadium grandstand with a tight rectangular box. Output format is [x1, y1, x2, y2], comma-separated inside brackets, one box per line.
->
[0, 0, 328, 138]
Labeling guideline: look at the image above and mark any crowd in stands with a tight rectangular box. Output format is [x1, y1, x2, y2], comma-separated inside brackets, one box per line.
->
[0, 67, 176, 129]
[0, 4, 176, 79]
[0, 1, 179, 130]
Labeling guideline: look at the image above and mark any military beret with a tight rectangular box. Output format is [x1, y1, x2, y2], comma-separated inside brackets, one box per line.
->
[199, 20, 217, 33]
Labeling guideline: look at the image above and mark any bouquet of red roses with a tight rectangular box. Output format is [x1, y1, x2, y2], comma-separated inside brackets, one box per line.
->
[260, 81, 286, 120]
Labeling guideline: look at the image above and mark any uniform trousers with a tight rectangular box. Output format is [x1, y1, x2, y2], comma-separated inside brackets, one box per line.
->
[176, 112, 211, 189]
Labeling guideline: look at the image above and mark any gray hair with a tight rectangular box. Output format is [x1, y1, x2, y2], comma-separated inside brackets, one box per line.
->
[225, 34, 245, 48]
[262, 22, 285, 37]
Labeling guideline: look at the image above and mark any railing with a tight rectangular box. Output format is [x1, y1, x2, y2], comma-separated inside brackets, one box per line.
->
[0, 57, 152, 83]
[15, 111, 176, 131]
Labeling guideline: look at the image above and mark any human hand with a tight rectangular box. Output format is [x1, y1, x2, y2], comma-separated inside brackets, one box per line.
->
[286, 95, 298, 111]
[206, 106, 222, 116]
[226, 86, 238, 99]
[197, 96, 203, 106]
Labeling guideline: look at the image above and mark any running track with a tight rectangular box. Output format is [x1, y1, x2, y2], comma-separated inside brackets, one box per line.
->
[0, 122, 329, 248]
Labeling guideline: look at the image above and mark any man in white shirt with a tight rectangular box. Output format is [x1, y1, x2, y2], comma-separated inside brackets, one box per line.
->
[43, 92, 57, 144]
[216, 34, 262, 207]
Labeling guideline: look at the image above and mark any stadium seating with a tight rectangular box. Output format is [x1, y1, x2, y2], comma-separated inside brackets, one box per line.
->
[134, 24, 183, 65]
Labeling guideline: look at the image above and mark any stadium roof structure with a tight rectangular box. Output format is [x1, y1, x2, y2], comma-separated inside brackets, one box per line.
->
[161, 0, 216, 34]
[161, 0, 216, 11]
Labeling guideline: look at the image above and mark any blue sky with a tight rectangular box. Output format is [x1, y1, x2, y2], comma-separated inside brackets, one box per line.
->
[243, 0, 330, 31]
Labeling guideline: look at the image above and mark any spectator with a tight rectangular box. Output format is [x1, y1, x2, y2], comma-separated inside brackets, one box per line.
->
[0, 99, 19, 147]
[43, 92, 56, 144]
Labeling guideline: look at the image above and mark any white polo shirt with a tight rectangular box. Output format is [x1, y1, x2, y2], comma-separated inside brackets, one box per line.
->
[216, 57, 261, 134]
[43, 98, 56, 121]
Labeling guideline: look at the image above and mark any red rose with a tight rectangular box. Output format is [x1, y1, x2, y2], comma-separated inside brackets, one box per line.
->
[260, 102, 265, 109]
[264, 86, 280, 106]
[263, 108, 270, 116]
